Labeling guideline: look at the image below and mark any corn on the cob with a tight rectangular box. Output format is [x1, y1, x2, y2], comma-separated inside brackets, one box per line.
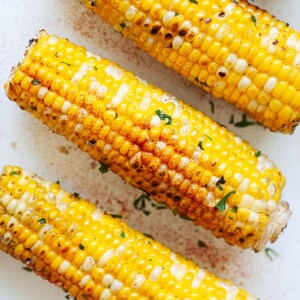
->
[81, 0, 300, 134]
[0, 166, 257, 300]
[4, 31, 291, 251]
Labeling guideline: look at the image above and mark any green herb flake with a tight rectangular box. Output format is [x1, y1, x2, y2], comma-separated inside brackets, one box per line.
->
[209, 100, 215, 114]
[172, 208, 194, 221]
[143, 233, 155, 240]
[216, 176, 226, 191]
[197, 240, 208, 248]
[198, 141, 204, 150]
[81, 295, 88, 299]
[216, 191, 236, 211]
[65, 295, 71, 300]
[120, 231, 126, 238]
[110, 214, 122, 219]
[61, 61, 75, 67]
[99, 163, 109, 174]
[22, 266, 33, 272]
[90, 0, 96, 6]
[155, 109, 172, 125]
[231, 206, 238, 213]
[149, 258, 153, 261]
[56, 180, 60, 184]
[255, 150, 262, 157]
[204, 134, 213, 141]
[286, 22, 290, 27]
[32, 79, 40, 86]
[251, 15, 257, 27]
[174, 12, 179, 16]
[120, 23, 126, 29]
[233, 0, 239, 4]
[79, 244, 84, 250]
[93, 66, 98, 70]
[265, 247, 279, 261]
[234, 114, 255, 128]
[29, 106, 37, 111]
[229, 114, 235, 124]
[188, 0, 198, 4]
[73, 192, 80, 198]
[9, 171, 19, 176]
[38, 218, 46, 224]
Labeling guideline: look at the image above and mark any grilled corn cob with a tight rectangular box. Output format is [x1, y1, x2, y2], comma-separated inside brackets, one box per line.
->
[0, 166, 257, 300]
[81, 0, 300, 134]
[4, 31, 291, 250]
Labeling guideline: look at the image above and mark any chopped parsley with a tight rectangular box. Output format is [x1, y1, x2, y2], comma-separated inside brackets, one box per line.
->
[255, 151, 262, 157]
[9, 171, 19, 176]
[233, 0, 239, 4]
[93, 66, 98, 70]
[65, 295, 71, 299]
[120, 231, 126, 238]
[198, 141, 204, 150]
[209, 100, 215, 114]
[174, 12, 179, 16]
[286, 22, 290, 27]
[120, 23, 126, 29]
[99, 163, 109, 174]
[73, 192, 80, 198]
[172, 208, 194, 221]
[234, 114, 256, 128]
[251, 15, 257, 27]
[90, 0, 96, 6]
[155, 109, 172, 125]
[188, 0, 198, 4]
[229, 114, 235, 124]
[143, 233, 155, 240]
[61, 61, 75, 67]
[197, 240, 208, 248]
[79, 244, 84, 250]
[133, 193, 167, 216]
[56, 180, 60, 184]
[110, 214, 122, 219]
[22, 266, 33, 272]
[29, 106, 37, 111]
[204, 134, 213, 141]
[38, 218, 46, 224]
[32, 79, 40, 85]
[216, 191, 236, 211]
[265, 247, 279, 261]
[231, 206, 238, 213]
[216, 176, 226, 191]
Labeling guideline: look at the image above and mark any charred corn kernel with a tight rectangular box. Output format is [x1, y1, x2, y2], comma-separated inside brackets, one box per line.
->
[0, 166, 257, 300]
[5, 31, 291, 250]
[81, 0, 300, 133]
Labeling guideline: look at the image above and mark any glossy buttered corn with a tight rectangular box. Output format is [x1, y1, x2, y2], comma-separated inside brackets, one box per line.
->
[0, 166, 257, 300]
[81, 0, 300, 133]
[5, 31, 291, 250]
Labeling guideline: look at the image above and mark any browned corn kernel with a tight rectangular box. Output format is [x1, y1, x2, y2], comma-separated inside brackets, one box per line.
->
[4, 31, 291, 250]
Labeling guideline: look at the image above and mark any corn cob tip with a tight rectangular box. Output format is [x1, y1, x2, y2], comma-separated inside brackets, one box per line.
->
[254, 201, 291, 251]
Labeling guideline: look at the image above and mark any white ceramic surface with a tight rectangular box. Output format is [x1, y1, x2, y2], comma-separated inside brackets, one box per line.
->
[0, 0, 299, 299]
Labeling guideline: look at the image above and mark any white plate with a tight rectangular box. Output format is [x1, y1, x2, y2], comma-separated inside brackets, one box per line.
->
[0, 0, 299, 299]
